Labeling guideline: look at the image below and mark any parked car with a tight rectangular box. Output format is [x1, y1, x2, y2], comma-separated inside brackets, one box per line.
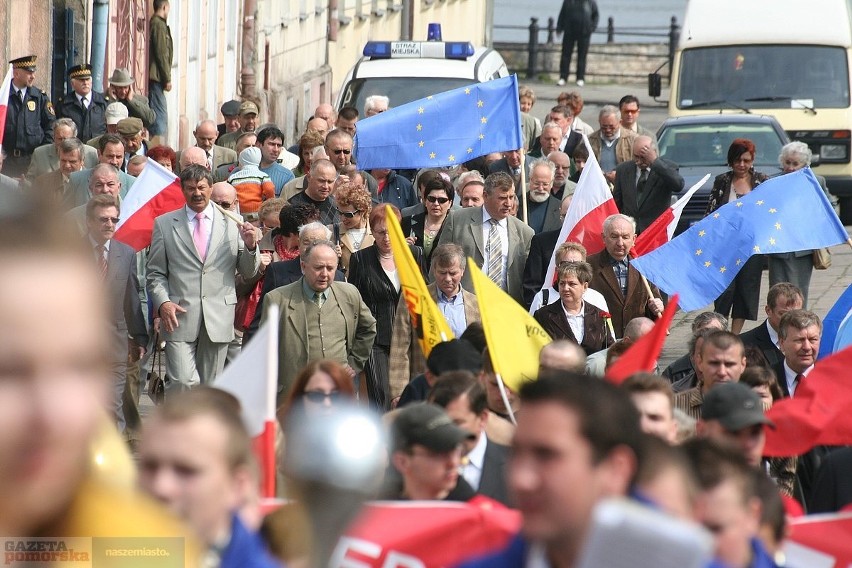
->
[656, 114, 791, 234]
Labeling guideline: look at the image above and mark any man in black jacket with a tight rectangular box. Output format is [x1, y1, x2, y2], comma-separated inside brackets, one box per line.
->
[556, 0, 599, 87]
[56, 64, 107, 144]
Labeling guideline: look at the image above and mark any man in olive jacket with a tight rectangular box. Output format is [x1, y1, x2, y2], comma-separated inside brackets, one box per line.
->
[148, 0, 173, 138]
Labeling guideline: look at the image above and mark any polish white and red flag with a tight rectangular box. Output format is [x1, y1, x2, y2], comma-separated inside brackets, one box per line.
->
[632, 174, 709, 257]
[539, 135, 618, 295]
[113, 159, 185, 251]
[0, 65, 13, 145]
[215, 304, 279, 499]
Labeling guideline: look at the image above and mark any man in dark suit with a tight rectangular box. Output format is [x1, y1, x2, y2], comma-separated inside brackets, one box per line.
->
[84, 194, 148, 433]
[613, 136, 683, 234]
[517, 159, 563, 234]
[740, 283, 803, 369]
[56, 64, 107, 144]
[809, 447, 852, 512]
[1, 55, 55, 177]
[488, 149, 529, 195]
[429, 372, 511, 506]
[530, 106, 583, 158]
[438, 172, 534, 304]
[773, 309, 821, 398]
[588, 214, 663, 338]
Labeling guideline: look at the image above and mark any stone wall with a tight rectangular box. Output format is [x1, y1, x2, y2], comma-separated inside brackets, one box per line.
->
[494, 41, 670, 84]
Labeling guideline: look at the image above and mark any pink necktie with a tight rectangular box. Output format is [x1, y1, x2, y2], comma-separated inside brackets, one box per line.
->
[193, 212, 208, 260]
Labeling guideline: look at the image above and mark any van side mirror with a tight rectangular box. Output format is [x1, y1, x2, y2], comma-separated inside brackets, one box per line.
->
[648, 73, 662, 98]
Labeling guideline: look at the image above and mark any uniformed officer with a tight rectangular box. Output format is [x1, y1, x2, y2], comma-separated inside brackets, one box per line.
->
[56, 64, 107, 144]
[1, 56, 55, 178]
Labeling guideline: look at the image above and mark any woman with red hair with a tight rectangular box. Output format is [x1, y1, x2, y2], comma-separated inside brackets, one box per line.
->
[705, 138, 768, 334]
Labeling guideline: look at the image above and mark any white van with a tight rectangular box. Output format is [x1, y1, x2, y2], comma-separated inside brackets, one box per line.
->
[650, 0, 852, 222]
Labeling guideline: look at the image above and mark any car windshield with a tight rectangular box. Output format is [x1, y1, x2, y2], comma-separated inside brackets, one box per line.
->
[657, 123, 785, 167]
[337, 77, 475, 112]
[677, 45, 850, 110]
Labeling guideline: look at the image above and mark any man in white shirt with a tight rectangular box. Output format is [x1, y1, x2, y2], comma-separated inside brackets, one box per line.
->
[775, 309, 821, 398]
[429, 371, 511, 506]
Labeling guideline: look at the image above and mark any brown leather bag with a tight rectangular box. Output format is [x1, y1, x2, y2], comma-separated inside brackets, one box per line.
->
[813, 248, 832, 270]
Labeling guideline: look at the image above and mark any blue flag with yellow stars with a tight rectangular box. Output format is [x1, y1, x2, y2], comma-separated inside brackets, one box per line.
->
[632, 167, 849, 311]
[353, 75, 523, 170]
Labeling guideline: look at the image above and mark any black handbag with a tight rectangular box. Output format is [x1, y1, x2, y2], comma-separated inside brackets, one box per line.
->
[147, 332, 166, 405]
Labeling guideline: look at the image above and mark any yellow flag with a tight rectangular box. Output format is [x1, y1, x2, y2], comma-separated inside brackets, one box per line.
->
[468, 258, 551, 391]
[386, 205, 454, 356]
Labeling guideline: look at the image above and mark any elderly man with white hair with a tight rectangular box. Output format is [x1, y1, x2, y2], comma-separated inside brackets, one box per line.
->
[767, 141, 834, 307]
[364, 95, 390, 117]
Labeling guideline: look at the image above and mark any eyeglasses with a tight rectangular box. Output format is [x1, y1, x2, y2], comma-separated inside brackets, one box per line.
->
[331, 149, 351, 155]
[426, 195, 450, 204]
[97, 216, 120, 224]
[303, 390, 343, 403]
[529, 182, 551, 189]
[336, 209, 361, 219]
[214, 200, 235, 209]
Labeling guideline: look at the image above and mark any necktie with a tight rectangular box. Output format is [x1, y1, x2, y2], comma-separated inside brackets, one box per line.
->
[206, 152, 213, 170]
[193, 212, 209, 261]
[793, 373, 804, 395]
[95, 244, 108, 279]
[636, 168, 649, 205]
[81, 96, 88, 109]
[313, 292, 325, 308]
[486, 218, 503, 286]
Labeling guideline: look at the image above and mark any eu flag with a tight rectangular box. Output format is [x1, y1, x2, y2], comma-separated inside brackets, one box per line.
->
[632, 168, 850, 311]
[353, 75, 523, 170]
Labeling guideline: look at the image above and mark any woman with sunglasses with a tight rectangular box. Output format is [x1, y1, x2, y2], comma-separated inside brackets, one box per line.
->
[409, 176, 454, 271]
[348, 205, 425, 411]
[335, 185, 374, 276]
[279, 360, 356, 419]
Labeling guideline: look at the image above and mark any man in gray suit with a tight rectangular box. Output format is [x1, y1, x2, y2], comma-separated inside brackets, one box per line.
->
[176, 119, 237, 173]
[147, 165, 261, 392]
[25, 117, 98, 181]
[260, 240, 376, 397]
[437, 172, 535, 304]
[67, 134, 135, 208]
[84, 194, 148, 432]
[517, 158, 562, 234]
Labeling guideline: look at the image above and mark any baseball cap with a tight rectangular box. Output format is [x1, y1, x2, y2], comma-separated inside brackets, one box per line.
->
[391, 403, 473, 453]
[239, 101, 259, 116]
[703, 382, 775, 431]
[105, 102, 129, 125]
[426, 339, 482, 376]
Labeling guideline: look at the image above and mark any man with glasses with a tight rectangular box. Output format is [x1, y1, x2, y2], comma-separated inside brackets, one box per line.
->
[517, 159, 562, 234]
[589, 105, 637, 184]
[619, 95, 656, 142]
[84, 193, 148, 433]
[288, 159, 339, 225]
[324, 128, 379, 194]
[547, 150, 576, 200]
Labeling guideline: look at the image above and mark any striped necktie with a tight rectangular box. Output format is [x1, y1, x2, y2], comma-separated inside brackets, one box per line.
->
[486, 218, 503, 286]
[95, 244, 108, 279]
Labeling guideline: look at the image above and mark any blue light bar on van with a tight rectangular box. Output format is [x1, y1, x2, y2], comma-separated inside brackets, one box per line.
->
[362, 41, 475, 60]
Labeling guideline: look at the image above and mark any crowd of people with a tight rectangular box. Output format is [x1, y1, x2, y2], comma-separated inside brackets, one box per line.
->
[1, 43, 850, 568]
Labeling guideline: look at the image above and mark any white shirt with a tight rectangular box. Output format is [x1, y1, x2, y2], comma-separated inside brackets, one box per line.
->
[481, 208, 509, 284]
[383, 267, 400, 292]
[185, 203, 215, 248]
[529, 287, 609, 315]
[88, 236, 110, 261]
[561, 300, 585, 343]
[783, 360, 813, 397]
[76, 92, 89, 108]
[14, 87, 26, 101]
[461, 433, 487, 491]
[766, 319, 780, 349]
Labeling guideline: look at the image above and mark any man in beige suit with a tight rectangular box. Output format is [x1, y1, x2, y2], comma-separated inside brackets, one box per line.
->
[31, 137, 86, 205]
[147, 165, 260, 393]
[437, 172, 534, 304]
[25, 117, 98, 181]
[389, 243, 481, 400]
[261, 240, 376, 397]
[176, 119, 237, 173]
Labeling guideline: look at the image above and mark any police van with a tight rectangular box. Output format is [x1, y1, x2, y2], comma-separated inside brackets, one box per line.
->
[335, 26, 510, 113]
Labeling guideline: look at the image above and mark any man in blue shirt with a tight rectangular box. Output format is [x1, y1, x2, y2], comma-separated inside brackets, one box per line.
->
[256, 126, 294, 196]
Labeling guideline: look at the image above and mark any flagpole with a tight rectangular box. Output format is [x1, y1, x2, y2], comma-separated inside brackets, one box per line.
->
[520, 151, 528, 225]
[262, 304, 280, 499]
[494, 373, 517, 426]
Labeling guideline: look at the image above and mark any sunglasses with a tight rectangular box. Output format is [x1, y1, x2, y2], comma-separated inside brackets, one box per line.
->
[426, 196, 450, 205]
[336, 209, 361, 219]
[214, 200, 235, 209]
[331, 149, 351, 155]
[97, 216, 121, 224]
[303, 390, 343, 403]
